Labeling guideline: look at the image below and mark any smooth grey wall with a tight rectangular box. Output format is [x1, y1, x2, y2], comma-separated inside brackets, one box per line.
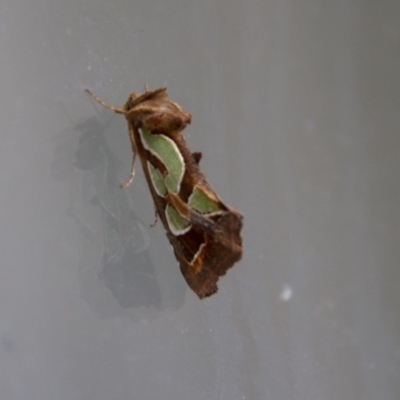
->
[1, 1, 399, 399]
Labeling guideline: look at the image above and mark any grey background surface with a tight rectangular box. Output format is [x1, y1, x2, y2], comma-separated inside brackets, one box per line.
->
[1, 1, 399, 399]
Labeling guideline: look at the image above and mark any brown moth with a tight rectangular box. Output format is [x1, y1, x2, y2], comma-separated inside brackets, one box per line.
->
[85, 87, 243, 298]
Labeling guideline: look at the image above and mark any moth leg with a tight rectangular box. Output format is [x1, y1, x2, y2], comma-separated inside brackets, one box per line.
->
[120, 152, 136, 188]
[150, 208, 159, 228]
[85, 89, 126, 114]
[120, 124, 138, 188]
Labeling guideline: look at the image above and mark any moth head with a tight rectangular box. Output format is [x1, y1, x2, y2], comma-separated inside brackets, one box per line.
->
[124, 92, 141, 111]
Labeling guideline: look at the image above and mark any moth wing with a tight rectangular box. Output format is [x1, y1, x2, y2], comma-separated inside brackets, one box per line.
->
[167, 209, 242, 298]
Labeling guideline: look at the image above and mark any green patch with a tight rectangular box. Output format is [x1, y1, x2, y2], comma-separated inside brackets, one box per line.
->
[148, 162, 167, 197]
[140, 129, 184, 193]
[188, 187, 221, 214]
[166, 204, 191, 234]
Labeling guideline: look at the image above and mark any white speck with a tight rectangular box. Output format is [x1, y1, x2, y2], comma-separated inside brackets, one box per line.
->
[87, 65, 91, 71]
[280, 284, 293, 301]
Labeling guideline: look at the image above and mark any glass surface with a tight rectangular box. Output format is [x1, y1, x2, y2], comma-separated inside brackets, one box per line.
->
[1, 1, 399, 399]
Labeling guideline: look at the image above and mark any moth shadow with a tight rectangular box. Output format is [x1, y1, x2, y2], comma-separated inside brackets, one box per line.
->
[51, 107, 186, 315]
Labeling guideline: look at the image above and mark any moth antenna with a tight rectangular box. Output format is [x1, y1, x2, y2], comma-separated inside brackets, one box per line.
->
[85, 89, 126, 114]
[120, 153, 137, 188]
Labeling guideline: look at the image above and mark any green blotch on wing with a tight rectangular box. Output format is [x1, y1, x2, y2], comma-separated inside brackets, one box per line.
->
[140, 129, 184, 193]
[166, 204, 191, 234]
[148, 162, 167, 197]
[188, 187, 221, 214]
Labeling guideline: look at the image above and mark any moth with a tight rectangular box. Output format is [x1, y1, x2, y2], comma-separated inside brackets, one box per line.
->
[85, 87, 243, 298]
